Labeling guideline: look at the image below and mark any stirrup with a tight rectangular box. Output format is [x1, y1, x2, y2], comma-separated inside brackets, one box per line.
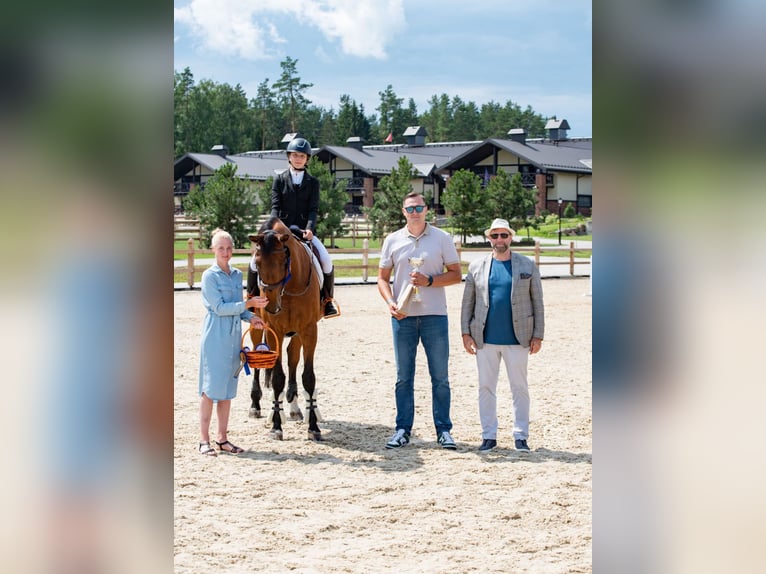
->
[322, 298, 341, 319]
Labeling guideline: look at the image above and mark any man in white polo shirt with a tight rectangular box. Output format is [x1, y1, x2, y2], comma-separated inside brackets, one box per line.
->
[377, 192, 462, 450]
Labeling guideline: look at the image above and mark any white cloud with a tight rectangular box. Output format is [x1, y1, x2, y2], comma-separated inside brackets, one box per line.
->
[174, 0, 405, 60]
[302, 0, 406, 59]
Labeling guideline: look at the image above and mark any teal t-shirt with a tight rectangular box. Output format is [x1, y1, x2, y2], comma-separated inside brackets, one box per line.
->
[483, 259, 520, 345]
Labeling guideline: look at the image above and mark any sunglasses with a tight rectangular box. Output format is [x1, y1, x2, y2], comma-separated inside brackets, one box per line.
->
[404, 205, 426, 213]
[489, 233, 510, 239]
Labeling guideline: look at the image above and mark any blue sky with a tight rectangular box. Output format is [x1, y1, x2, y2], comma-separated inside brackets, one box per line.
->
[174, 0, 592, 138]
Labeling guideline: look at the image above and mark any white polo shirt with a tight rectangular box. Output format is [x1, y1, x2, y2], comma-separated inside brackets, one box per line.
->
[379, 223, 459, 317]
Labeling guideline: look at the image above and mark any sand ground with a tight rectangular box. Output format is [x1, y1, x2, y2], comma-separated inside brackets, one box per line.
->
[174, 279, 592, 573]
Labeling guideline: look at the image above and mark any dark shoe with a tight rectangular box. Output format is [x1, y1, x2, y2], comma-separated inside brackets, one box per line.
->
[385, 429, 410, 449]
[215, 440, 244, 454]
[437, 431, 457, 450]
[478, 439, 497, 451]
[321, 271, 340, 318]
[323, 299, 340, 318]
[514, 439, 531, 453]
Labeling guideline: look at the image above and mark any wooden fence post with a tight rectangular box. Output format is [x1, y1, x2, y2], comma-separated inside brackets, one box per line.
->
[187, 238, 195, 288]
[569, 241, 575, 276]
[534, 240, 540, 266]
[362, 238, 369, 281]
[352, 216, 357, 248]
[454, 238, 462, 265]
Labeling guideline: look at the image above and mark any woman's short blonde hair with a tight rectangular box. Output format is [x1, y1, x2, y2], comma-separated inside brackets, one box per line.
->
[210, 228, 233, 248]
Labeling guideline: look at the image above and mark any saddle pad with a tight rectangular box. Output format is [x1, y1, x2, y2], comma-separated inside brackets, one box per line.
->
[301, 242, 324, 288]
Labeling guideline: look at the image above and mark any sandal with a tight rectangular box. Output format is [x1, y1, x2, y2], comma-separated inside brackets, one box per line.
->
[215, 440, 244, 454]
[199, 441, 217, 456]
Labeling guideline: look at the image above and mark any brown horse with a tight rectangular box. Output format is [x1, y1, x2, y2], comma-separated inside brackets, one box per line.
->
[247, 217, 324, 440]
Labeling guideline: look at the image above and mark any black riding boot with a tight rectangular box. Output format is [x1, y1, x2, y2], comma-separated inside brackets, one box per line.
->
[246, 265, 260, 306]
[321, 270, 339, 318]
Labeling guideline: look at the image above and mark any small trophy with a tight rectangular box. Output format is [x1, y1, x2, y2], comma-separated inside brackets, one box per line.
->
[408, 253, 426, 302]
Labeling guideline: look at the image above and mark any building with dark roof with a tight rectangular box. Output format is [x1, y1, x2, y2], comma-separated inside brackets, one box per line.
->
[174, 122, 591, 216]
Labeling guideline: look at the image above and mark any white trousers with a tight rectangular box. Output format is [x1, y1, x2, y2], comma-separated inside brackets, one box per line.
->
[310, 236, 333, 274]
[475, 344, 530, 440]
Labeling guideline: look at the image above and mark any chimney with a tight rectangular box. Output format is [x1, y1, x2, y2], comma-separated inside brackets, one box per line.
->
[403, 125, 427, 147]
[280, 132, 300, 149]
[210, 144, 229, 157]
[507, 128, 526, 144]
[346, 136, 365, 151]
[544, 118, 570, 141]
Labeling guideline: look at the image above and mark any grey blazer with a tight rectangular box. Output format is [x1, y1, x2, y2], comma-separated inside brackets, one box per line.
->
[460, 251, 545, 348]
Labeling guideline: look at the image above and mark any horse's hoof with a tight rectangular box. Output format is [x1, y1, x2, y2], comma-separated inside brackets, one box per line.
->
[307, 430, 323, 442]
[289, 411, 304, 422]
[269, 430, 283, 440]
[249, 408, 261, 419]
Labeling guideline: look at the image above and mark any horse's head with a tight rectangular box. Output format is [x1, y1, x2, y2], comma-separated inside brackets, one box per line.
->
[249, 229, 292, 314]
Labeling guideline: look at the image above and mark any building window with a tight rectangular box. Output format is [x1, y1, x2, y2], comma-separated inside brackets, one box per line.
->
[577, 195, 592, 208]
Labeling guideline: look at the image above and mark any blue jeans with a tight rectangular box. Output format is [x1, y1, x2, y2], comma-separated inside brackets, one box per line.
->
[391, 315, 452, 435]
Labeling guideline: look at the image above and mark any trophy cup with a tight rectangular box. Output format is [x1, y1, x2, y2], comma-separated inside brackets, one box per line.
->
[408, 253, 426, 302]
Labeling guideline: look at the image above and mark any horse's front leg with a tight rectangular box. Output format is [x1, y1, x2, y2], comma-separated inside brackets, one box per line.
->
[286, 337, 303, 422]
[249, 368, 262, 418]
[302, 328, 322, 441]
[268, 360, 286, 440]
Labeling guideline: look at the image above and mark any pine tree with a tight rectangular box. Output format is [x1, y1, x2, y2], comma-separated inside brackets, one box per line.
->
[366, 156, 416, 240]
[441, 169, 487, 244]
[182, 163, 261, 247]
[308, 157, 348, 246]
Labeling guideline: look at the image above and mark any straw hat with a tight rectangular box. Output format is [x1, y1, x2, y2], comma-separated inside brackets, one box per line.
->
[484, 218, 515, 237]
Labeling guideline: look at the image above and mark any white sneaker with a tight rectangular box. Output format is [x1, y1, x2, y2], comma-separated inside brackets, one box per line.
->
[385, 429, 410, 449]
[438, 431, 457, 450]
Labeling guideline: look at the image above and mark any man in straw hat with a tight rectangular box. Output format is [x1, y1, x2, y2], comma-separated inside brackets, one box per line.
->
[460, 218, 545, 453]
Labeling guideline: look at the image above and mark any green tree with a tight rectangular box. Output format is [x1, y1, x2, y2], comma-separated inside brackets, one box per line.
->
[365, 156, 416, 240]
[336, 94, 371, 144]
[174, 67, 195, 157]
[563, 201, 576, 218]
[209, 82, 251, 153]
[182, 163, 261, 247]
[307, 157, 348, 246]
[421, 93, 452, 142]
[450, 97, 481, 141]
[487, 172, 537, 240]
[251, 79, 279, 150]
[376, 84, 404, 143]
[272, 56, 313, 133]
[441, 169, 486, 244]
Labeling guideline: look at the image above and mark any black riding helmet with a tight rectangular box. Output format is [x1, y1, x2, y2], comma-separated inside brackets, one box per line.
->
[286, 137, 312, 156]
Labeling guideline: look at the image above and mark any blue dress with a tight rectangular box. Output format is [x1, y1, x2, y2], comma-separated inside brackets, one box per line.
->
[199, 264, 255, 401]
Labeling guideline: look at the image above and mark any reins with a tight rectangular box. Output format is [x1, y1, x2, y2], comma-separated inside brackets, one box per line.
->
[255, 237, 315, 315]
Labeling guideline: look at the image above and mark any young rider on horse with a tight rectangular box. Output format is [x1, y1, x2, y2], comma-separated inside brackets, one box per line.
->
[248, 137, 339, 318]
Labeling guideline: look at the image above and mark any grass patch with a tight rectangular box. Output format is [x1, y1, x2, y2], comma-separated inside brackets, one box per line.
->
[324, 237, 381, 249]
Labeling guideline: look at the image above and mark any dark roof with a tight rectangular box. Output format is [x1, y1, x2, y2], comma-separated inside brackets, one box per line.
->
[175, 137, 591, 184]
[174, 152, 288, 182]
[437, 138, 591, 174]
[315, 142, 480, 178]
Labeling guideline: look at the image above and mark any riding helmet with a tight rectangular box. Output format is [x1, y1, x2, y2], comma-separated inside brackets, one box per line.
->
[286, 137, 312, 156]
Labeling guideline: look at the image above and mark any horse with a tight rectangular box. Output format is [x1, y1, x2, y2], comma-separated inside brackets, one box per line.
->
[246, 216, 324, 440]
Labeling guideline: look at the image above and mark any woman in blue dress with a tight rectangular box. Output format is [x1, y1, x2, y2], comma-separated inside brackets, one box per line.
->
[199, 229, 268, 456]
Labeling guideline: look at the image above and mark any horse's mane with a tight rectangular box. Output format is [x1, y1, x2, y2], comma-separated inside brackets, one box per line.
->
[259, 215, 285, 233]
[257, 216, 295, 256]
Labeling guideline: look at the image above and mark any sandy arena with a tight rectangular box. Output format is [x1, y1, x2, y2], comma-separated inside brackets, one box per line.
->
[174, 279, 592, 573]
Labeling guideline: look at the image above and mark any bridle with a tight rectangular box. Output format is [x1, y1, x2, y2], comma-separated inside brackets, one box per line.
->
[255, 239, 315, 315]
[256, 245, 292, 315]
